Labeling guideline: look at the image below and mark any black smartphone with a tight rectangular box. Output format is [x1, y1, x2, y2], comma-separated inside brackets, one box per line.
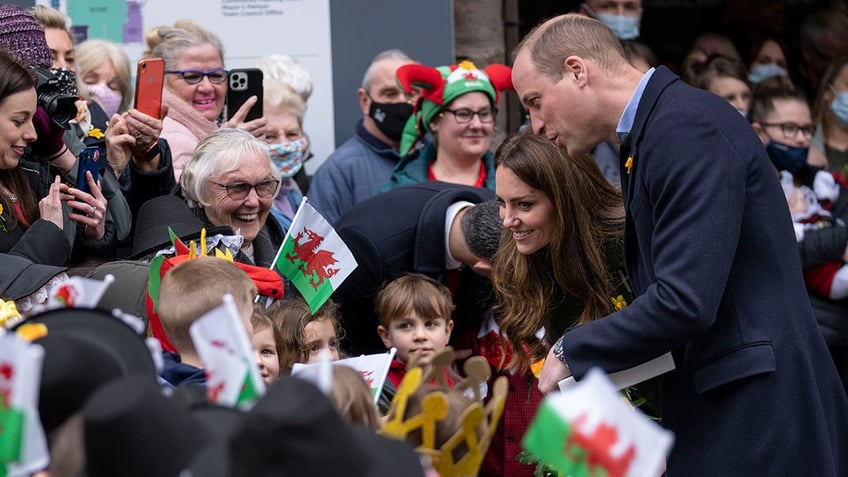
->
[76, 147, 101, 194]
[226, 68, 263, 122]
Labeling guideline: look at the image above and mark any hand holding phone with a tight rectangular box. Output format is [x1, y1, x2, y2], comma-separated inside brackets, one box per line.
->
[134, 58, 165, 119]
[76, 147, 101, 194]
[226, 68, 264, 122]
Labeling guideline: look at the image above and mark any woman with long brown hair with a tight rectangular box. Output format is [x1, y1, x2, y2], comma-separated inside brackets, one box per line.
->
[492, 132, 629, 371]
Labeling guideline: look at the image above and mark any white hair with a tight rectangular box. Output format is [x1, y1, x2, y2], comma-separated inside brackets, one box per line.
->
[180, 129, 281, 208]
[256, 54, 313, 102]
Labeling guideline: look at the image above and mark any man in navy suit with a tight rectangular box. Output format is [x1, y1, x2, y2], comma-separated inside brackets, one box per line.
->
[331, 181, 499, 354]
[512, 13, 848, 476]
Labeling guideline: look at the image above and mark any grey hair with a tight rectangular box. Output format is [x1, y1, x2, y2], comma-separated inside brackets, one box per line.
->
[146, 20, 224, 71]
[461, 199, 502, 261]
[361, 48, 417, 91]
[263, 79, 307, 124]
[180, 129, 282, 208]
[256, 54, 313, 102]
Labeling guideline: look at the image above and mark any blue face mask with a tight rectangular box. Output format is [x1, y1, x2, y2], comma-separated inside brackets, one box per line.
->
[267, 138, 305, 179]
[748, 63, 788, 84]
[829, 85, 848, 129]
[765, 140, 809, 174]
[594, 12, 640, 40]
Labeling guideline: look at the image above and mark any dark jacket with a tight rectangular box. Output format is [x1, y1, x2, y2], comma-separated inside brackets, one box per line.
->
[563, 67, 848, 476]
[160, 351, 206, 387]
[332, 181, 495, 354]
[798, 185, 848, 348]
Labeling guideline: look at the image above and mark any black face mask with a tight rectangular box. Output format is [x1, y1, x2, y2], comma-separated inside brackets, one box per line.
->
[368, 100, 413, 142]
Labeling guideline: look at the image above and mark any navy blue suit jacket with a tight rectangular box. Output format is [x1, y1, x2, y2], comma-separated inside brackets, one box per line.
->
[562, 67, 848, 475]
[332, 182, 495, 354]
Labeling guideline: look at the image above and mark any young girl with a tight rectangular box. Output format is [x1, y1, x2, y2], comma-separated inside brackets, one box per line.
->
[267, 296, 343, 373]
[251, 305, 283, 385]
[689, 55, 752, 116]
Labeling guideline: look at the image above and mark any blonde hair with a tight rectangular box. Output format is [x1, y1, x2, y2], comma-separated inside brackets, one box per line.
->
[374, 273, 454, 328]
[159, 257, 257, 354]
[329, 365, 381, 429]
[75, 39, 132, 113]
[268, 297, 343, 372]
[144, 19, 223, 71]
[518, 13, 628, 81]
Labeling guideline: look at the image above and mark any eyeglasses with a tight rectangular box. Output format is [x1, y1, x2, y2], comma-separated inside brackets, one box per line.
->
[761, 122, 815, 140]
[441, 107, 497, 123]
[210, 179, 280, 200]
[166, 68, 229, 85]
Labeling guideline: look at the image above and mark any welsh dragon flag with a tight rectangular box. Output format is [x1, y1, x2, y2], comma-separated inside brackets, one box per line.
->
[189, 295, 266, 410]
[292, 348, 396, 404]
[272, 197, 357, 313]
[0, 334, 48, 477]
[522, 368, 673, 477]
[48, 274, 114, 309]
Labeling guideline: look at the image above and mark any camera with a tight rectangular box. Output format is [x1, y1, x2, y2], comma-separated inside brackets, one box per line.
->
[32, 66, 78, 129]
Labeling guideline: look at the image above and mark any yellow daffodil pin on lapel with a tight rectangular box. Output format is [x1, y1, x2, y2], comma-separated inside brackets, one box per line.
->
[625, 155, 634, 175]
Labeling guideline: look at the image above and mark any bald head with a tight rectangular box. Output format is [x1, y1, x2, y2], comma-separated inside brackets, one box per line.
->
[517, 13, 629, 81]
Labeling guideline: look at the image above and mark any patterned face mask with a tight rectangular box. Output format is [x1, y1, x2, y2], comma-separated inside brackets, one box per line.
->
[267, 138, 306, 178]
[49, 67, 78, 97]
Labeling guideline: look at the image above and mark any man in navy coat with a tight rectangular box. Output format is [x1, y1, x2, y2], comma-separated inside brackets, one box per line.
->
[512, 13, 848, 476]
[332, 181, 499, 354]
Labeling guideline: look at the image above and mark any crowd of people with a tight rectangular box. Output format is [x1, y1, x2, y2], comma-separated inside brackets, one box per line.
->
[2, 0, 848, 476]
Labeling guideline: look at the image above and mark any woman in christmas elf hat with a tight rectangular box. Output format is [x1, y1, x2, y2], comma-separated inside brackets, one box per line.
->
[382, 60, 512, 191]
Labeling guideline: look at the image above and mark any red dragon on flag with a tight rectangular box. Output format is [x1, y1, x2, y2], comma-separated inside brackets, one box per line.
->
[285, 227, 340, 290]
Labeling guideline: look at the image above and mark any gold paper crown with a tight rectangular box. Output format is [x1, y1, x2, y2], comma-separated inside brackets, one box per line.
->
[380, 347, 508, 477]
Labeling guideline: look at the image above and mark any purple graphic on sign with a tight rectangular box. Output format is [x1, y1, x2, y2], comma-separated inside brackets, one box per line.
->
[123, 1, 142, 43]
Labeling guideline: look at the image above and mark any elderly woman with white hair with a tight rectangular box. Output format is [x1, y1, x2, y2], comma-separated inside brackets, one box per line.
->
[133, 128, 285, 266]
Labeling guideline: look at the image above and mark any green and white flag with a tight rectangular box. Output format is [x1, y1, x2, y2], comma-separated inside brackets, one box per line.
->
[189, 295, 266, 410]
[272, 197, 357, 313]
[523, 368, 673, 477]
[0, 333, 48, 477]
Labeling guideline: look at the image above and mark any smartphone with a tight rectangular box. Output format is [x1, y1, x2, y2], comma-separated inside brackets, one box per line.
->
[76, 147, 101, 194]
[134, 58, 165, 119]
[226, 68, 263, 122]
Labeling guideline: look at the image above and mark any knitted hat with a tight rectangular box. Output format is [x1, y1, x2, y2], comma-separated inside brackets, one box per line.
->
[396, 60, 513, 155]
[0, 3, 51, 68]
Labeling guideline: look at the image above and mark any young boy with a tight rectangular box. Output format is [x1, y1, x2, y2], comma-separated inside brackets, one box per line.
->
[158, 257, 258, 387]
[375, 273, 455, 388]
